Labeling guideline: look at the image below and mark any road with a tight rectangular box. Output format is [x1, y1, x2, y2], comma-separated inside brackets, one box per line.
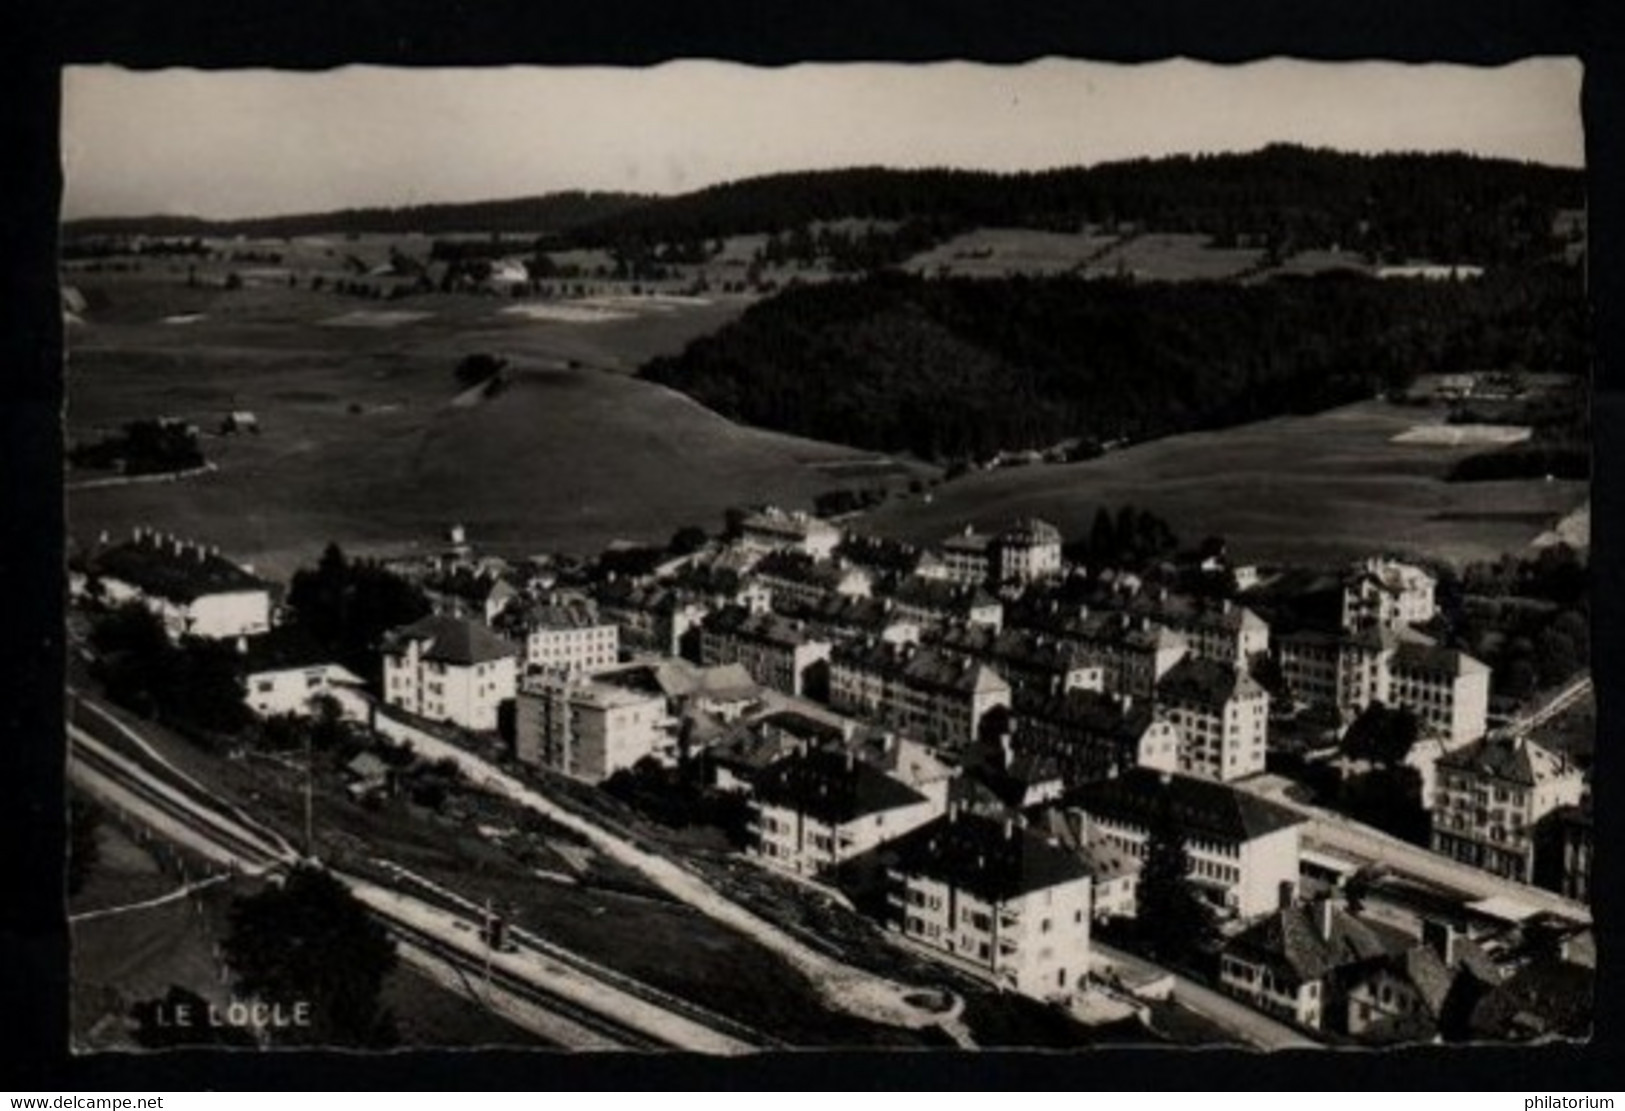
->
[1091, 942, 1317, 1051]
[67, 695, 758, 1053]
[1233, 778, 1591, 925]
[1507, 673, 1592, 734]
[369, 706, 965, 1035]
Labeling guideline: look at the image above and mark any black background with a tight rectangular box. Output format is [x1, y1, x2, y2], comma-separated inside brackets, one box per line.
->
[2, 0, 1620, 1090]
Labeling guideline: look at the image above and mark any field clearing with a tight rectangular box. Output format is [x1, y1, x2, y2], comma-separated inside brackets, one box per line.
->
[65, 274, 898, 580]
[903, 227, 1120, 276]
[1392, 423, 1532, 446]
[1086, 233, 1264, 282]
[859, 401, 1587, 568]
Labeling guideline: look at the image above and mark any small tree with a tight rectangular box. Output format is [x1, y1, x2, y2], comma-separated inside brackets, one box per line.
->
[222, 865, 398, 1047]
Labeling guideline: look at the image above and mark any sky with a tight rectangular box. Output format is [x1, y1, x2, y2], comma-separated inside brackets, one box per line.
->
[60, 57, 1585, 221]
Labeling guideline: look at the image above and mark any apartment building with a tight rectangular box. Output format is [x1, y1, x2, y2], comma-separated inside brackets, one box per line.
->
[738, 506, 842, 559]
[1155, 657, 1270, 782]
[883, 809, 1094, 1000]
[514, 672, 675, 783]
[381, 615, 519, 732]
[502, 595, 620, 676]
[86, 528, 272, 641]
[1431, 734, 1585, 883]
[828, 641, 1013, 753]
[1341, 557, 1438, 633]
[1005, 688, 1180, 789]
[699, 605, 833, 697]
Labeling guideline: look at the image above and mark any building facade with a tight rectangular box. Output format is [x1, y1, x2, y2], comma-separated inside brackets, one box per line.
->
[1431, 735, 1586, 883]
[514, 673, 675, 782]
[381, 615, 519, 732]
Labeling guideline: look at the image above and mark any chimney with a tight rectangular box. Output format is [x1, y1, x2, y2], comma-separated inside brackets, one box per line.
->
[1278, 880, 1296, 911]
[1315, 897, 1336, 942]
[1421, 919, 1459, 968]
[235, 636, 248, 655]
[948, 801, 960, 823]
[1003, 817, 1014, 841]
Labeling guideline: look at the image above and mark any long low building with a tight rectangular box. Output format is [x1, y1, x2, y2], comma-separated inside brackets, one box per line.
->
[84, 528, 272, 641]
[1065, 768, 1306, 920]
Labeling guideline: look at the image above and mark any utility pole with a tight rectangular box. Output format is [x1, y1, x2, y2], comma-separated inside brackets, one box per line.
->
[303, 725, 315, 860]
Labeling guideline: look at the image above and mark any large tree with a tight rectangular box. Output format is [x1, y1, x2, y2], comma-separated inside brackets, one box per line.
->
[286, 543, 431, 678]
[221, 865, 399, 1047]
[1135, 794, 1219, 967]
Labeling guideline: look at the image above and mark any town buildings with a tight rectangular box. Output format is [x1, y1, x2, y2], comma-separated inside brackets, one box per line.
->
[503, 594, 620, 676]
[1341, 558, 1439, 633]
[737, 507, 842, 559]
[380, 614, 518, 732]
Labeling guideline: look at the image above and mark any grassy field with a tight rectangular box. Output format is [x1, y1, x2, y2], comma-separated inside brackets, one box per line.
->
[65, 270, 907, 580]
[858, 400, 1587, 568]
[903, 227, 1121, 277]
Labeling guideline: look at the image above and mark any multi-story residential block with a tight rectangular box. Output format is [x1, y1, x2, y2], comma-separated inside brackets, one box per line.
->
[750, 551, 873, 609]
[380, 614, 518, 732]
[698, 606, 833, 697]
[992, 518, 1064, 585]
[930, 623, 1105, 708]
[774, 594, 921, 648]
[513, 672, 676, 783]
[738, 506, 842, 559]
[595, 580, 709, 656]
[1069, 768, 1305, 919]
[1005, 602, 1189, 700]
[501, 595, 620, 676]
[1430, 734, 1585, 883]
[1004, 688, 1180, 788]
[1123, 593, 1270, 665]
[1341, 557, 1438, 633]
[1155, 657, 1270, 782]
[882, 809, 1094, 1000]
[1388, 643, 1490, 747]
[938, 527, 995, 586]
[828, 641, 1013, 753]
[86, 528, 272, 641]
[1276, 629, 1488, 746]
[749, 747, 941, 876]
[884, 576, 1003, 632]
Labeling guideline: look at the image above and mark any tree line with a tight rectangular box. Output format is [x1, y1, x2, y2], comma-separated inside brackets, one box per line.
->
[642, 265, 1588, 463]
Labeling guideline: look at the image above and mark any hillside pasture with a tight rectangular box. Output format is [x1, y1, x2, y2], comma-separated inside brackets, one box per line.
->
[65, 272, 901, 580]
[903, 227, 1120, 277]
[1083, 233, 1265, 282]
[858, 401, 1586, 568]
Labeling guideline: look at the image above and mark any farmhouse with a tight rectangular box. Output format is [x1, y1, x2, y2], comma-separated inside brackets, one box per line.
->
[87, 528, 272, 641]
[381, 614, 518, 732]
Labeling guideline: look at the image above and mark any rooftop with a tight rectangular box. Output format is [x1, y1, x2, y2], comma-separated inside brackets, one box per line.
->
[831, 641, 1011, 699]
[704, 605, 829, 650]
[383, 614, 518, 667]
[1156, 656, 1265, 706]
[753, 747, 929, 826]
[886, 810, 1094, 903]
[1225, 899, 1406, 983]
[1438, 734, 1578, 787]
[91, 531, 267, 604]
[1068, 768, 1305, 843]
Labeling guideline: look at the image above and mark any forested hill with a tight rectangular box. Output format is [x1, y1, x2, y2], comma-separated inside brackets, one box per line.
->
[61, 190, 650, 240]
[66, 146, 1584, 268]
[640, 266, 1588, 463]
[565, 147, 1582, 266]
